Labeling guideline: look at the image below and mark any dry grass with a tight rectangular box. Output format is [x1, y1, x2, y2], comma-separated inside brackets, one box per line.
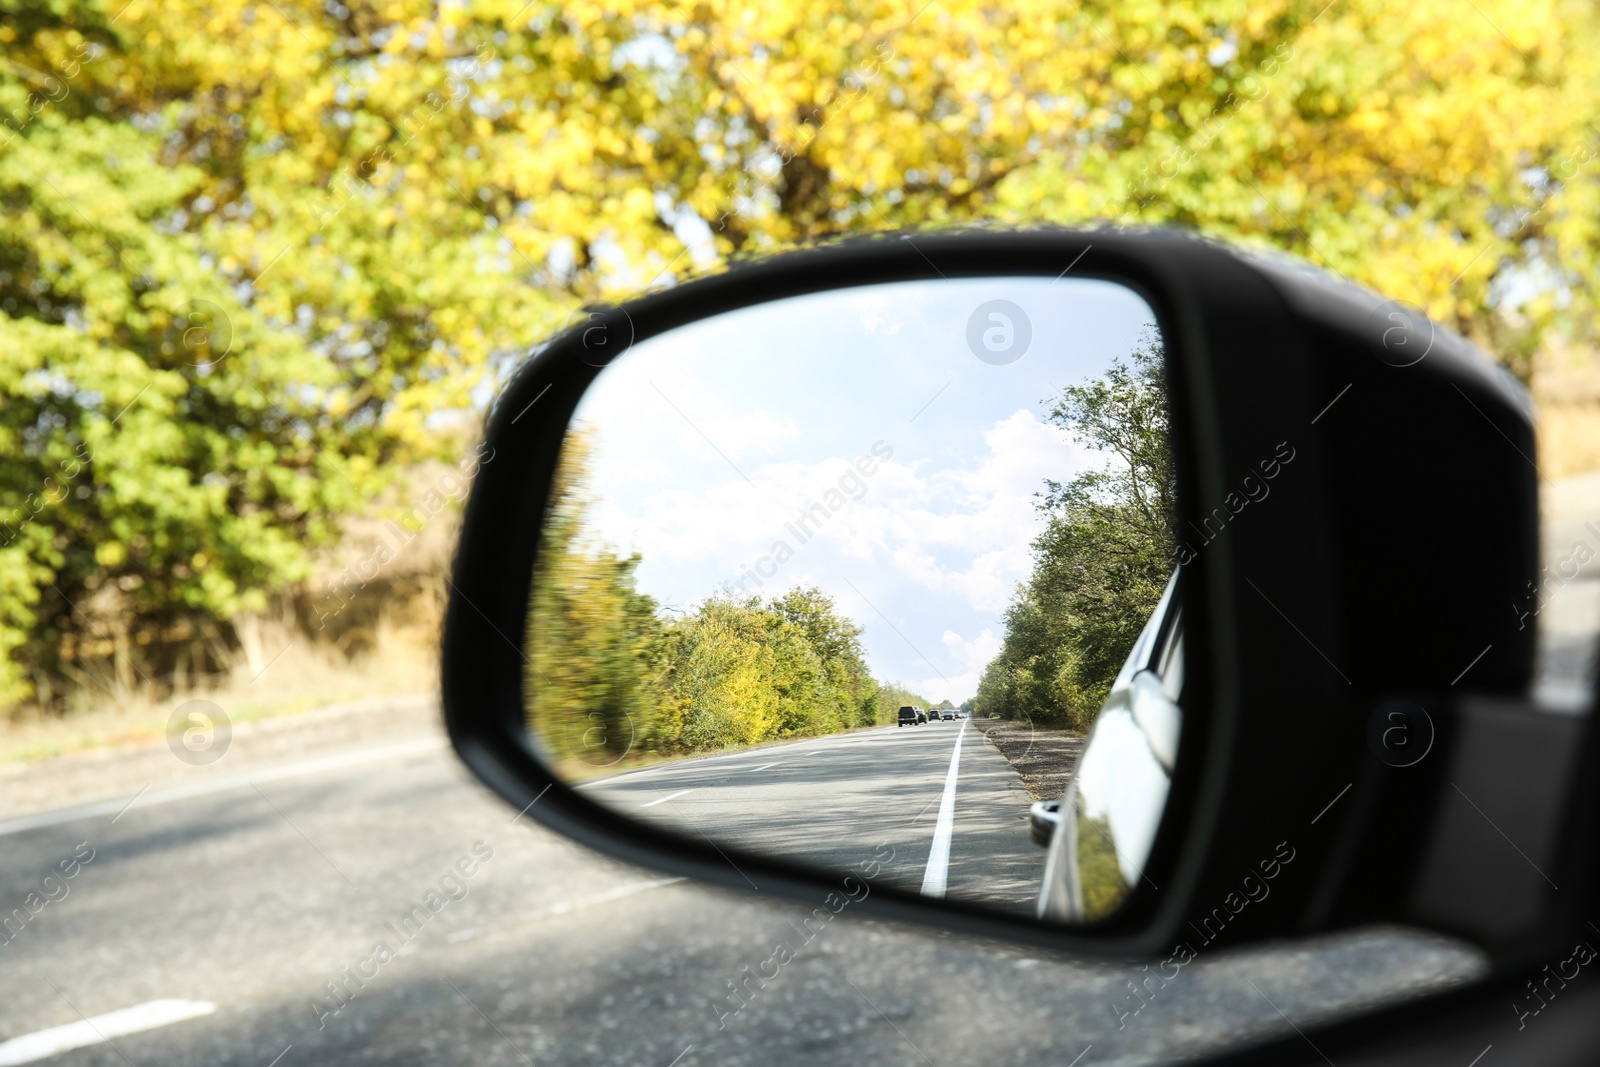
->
[0, 613, 439, 765]
[1535, 344, 1600, 480]
[2, 449, 470, 765]
[1539, 402, 1600, 480]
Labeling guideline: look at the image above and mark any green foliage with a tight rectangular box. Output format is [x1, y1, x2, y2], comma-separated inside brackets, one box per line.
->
[647, 591, 877, 754]
[1, 0, 558, 707]
[8, 0, 1595, 710]
[528, 431, 664, 768]
[974, 334, 1175, 729]
[0, 109, 371, 704]
[871, 681, 939, 728]
[527, 431, 928, 768]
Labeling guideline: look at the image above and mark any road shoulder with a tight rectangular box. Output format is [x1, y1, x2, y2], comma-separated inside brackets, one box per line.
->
[969, 716, 1084, 802]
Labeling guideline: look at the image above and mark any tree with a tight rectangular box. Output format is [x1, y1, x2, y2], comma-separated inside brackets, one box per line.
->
[0, 99, 376, 704]
[873, 681, 940, 726]
[527, 428, 663, 770]
[3, 0, 560, 706]
[644, 589, 882, 752]
[764, 587, 878, 734]
[527, 427, 911, 762]
[976, 335, 1174, 728]
[649, 597, 787, 752]
[8, 0, 1598, 707]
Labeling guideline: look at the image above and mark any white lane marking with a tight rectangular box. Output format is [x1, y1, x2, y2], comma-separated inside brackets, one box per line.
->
[749, 762, 782, 772]
[0, 999, 216, 1065]
[0, 737, 448, 839]
[920, 720, 968, 898]
[640, 789, 694, 808]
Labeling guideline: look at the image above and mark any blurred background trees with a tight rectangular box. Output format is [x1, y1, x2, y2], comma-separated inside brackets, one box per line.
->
[528, 428, 926, 765]
[4, 0, 1598, 710]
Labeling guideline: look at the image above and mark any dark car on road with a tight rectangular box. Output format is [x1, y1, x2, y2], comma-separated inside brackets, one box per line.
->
[897, 706, 921, 727]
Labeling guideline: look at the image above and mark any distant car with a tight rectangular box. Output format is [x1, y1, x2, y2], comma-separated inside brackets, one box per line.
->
[916, 708, 928, 724]
[897, 706, 921, 727]
[941, 711, 956, 720]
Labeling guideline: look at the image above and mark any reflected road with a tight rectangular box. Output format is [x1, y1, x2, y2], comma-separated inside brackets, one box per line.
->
[580, 721, 1039, 913]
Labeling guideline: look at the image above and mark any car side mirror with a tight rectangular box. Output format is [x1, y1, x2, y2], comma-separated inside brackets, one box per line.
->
[442, 230, 1595, 969]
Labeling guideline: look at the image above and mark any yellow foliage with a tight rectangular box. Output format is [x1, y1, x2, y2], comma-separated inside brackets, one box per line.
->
[8, 0, 1600, 706]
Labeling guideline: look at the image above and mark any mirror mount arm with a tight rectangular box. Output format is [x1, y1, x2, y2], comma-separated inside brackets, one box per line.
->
[1406, 696, 1597, 965]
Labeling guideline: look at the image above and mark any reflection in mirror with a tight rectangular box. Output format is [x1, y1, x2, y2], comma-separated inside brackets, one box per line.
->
[1039, 574, 1182, 923]
[525, 277, 1179, 923]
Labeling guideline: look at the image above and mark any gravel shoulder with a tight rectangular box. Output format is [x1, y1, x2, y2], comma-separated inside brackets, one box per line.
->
[969, 715, 1085, 802]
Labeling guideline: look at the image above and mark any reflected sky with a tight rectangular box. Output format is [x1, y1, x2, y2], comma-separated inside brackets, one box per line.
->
[568, 277, 1158, 700]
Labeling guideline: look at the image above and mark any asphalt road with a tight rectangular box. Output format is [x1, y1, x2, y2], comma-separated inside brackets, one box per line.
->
[0, 710, 1487, 1067]
[581, 719, 1039, 913]
[1539, 472, 1600, 695]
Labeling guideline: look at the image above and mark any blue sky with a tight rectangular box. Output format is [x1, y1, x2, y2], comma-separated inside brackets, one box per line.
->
[567, 276, 1159, 702]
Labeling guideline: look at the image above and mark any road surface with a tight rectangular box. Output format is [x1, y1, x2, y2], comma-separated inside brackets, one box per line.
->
[0, 702, 1487, 1067]
[581, 719, 1039, 913]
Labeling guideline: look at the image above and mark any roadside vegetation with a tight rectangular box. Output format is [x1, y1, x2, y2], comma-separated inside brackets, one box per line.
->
[527, 431, 932, 771]
[5, 0, 1598, 744]
[974, 334, 1175, 731]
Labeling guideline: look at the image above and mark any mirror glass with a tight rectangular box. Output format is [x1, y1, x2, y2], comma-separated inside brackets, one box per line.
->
[524, 276, 1180, 923]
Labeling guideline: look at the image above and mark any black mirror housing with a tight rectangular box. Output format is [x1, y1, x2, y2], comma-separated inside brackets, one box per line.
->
[442, 229, 1588, 967]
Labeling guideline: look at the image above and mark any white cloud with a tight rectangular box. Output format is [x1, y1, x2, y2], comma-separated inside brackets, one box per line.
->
[943, 628, 1001, 671]
[820, 409, 1088, 611]
[915, 670, 983, 704]
[598, 409, 1087, 653]
[697, 408, 801, 460]
[851, 286, 913, 337]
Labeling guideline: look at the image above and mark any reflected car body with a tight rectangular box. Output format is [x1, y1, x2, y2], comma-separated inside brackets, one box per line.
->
[1038, 573, 1183, 923]
[1028, 799, 1061, 847]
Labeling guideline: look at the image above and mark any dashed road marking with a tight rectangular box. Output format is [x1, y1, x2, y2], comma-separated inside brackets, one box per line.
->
[641, 789, 694, 808]
[0, 1000, 215, 1065]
